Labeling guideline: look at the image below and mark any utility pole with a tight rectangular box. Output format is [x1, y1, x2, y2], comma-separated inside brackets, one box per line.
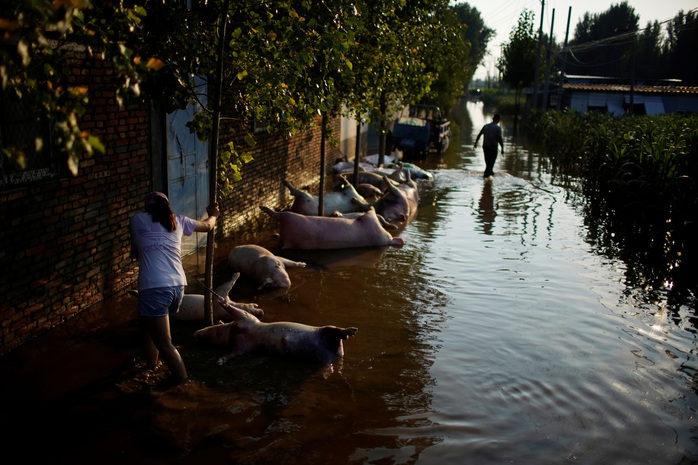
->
[629, 31, 636, 115]
[532, 0, 545, 110]
[542, 8, 555, 110]
[556, 7, 572, 111]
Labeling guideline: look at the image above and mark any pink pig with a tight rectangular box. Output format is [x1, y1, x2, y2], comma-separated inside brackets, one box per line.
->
[194, 298, 358, 365]
[260, 206, 404, 249]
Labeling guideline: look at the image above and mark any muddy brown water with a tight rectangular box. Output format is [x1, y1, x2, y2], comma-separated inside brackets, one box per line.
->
[2, 102, 697, 464]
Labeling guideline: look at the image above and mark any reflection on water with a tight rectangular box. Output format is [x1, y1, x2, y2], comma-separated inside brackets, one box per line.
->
[477, 179, 495, 235]
[3, 101, 697, 465]
[172, 101, 697, 464]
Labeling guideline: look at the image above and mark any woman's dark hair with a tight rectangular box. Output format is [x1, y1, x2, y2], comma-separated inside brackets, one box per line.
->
[146, 196, 177, 232]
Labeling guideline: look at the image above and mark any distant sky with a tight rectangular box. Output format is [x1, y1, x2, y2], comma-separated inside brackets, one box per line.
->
[460, 0, 697, 80]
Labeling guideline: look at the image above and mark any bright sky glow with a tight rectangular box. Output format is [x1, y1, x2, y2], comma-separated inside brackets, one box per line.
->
[461, 0, 697, 79]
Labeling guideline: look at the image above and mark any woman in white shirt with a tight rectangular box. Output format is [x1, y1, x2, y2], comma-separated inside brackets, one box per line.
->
[130, 191, 220, 383]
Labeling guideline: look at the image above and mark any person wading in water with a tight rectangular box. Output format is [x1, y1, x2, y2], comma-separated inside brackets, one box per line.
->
[474, 114, 504, 178]
[129, 191, 220, 383]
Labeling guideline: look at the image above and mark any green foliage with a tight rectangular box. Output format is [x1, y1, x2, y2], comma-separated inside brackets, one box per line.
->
[218, 141, 253, 197]
[478, 88, 519, 115]
[565, 3, 698, 85]
[452, 2, 494, 91]
[583, 116, 698, 217]
[525, 110, 698, 299]
[568, 1, 639, 77]
[499, 9, 537, 91]
[1, 0, 158, 175]
[344, 0, 435, 126]
[664, 9, 698, 85]
[525, 111, 698, 221]
[3, 0, 488, 191]
[420, 2, 473, 111]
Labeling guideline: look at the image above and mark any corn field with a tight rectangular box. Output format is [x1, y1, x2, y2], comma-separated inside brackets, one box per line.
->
[525, 110, 698, 304]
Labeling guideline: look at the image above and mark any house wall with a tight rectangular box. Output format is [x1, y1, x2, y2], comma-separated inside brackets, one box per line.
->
[566, 89, 698, 116]
[569, 92, 626, 115]
[662, 94, 698, 114]
[0, 50, 341, 355]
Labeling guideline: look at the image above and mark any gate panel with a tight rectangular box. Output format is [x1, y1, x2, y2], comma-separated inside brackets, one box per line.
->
[165, 80, 209, 257]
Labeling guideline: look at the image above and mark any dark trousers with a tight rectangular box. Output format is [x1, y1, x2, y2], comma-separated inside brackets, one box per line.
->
[483, 147, 498, 177]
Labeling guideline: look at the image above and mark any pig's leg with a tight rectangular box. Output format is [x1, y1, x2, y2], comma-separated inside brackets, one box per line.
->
[277, 257, 306, 268]
[376, 214, 398, 231]
[283, 180, 303, 196]
[216, 297, 261, 322]
[219, 272, 264, 318]
[216, 335, 257, 365]
[229, 302, 264, 319]
[219, 272, 241, 295]
[217, 347, 246, 365]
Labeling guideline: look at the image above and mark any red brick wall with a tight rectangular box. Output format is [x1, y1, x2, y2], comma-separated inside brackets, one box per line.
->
[216, 116, 343, 239]
[0, 51, 343, 355]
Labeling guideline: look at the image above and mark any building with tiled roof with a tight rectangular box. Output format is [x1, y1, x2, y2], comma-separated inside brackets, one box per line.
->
[542, 75, 698, 115]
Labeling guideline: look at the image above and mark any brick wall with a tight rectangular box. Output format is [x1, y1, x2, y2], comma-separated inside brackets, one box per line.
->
[217, 116, 343, 239]
[0, 52, 343, 355]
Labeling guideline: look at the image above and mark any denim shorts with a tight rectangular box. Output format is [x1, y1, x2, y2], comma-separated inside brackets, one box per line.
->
[137, 286, 185, 318]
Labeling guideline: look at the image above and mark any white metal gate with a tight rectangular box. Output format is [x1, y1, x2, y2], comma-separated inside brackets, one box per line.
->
[165, 80, 209, 258]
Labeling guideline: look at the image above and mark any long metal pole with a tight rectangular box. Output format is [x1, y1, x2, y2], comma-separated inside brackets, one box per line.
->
[532, 0, 545, 110]
[629, 34, 635, 114]
[542, 9, 555, 110]
[556, 7, 572, 111]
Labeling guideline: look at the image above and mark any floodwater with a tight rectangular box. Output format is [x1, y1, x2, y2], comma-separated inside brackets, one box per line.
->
[2, 102, 697, 464]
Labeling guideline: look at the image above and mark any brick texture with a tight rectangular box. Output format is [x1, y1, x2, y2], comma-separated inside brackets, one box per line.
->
[0, 49, 343, 355]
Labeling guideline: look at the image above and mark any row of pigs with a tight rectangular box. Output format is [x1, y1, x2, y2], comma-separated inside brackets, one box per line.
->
[179, 159, 433, 365]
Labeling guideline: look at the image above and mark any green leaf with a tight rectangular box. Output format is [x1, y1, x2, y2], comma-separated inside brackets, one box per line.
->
[87, 135, 105, 154]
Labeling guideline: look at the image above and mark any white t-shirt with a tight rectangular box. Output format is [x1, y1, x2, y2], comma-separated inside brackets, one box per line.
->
[130, 212, 197, 290]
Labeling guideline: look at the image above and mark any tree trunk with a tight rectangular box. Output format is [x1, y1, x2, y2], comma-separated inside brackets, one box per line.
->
[204, 0, 230, 325]
[318, 112, 327, 216]
[353, 120, 361, 187]
[378, 94, 387, 167]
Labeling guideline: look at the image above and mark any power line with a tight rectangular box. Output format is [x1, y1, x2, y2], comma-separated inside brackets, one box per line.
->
[565, 7, 698, 54]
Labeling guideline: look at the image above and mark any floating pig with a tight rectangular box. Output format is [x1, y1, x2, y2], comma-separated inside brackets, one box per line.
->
[178, 273, 264, 321]
[194, 297, 358, 365]
[330, 210, 398, 231]
[387, 162, 433, 181]
[356, 183, 383, 203]
[332, 160, 375, 173]
[129, 273, 264, 322]
[284, 177, 368, 216]
[260, 206, 405, 249]
[228, 244, 306, 289]
[373, 177, 410, 223]
[356, 171, 419, 224]
[397, 171, 420, 214]
[334, 170, 387, 190]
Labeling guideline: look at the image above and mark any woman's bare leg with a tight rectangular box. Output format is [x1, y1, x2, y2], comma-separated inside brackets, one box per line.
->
[141, 316, 187, 382]
[143, 331, 159, 369]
